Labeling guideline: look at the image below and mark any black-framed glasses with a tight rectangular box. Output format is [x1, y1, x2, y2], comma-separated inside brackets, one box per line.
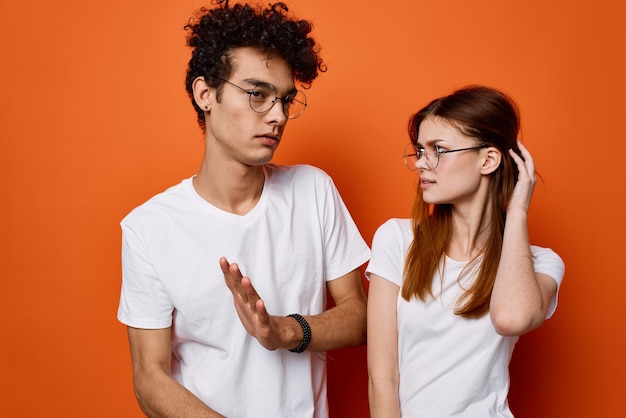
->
[403, 143, 488, 170]
[219, 78, 307, 119]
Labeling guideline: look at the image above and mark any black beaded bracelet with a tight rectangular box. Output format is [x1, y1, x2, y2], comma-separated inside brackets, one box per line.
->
[287, 313, 311, 353]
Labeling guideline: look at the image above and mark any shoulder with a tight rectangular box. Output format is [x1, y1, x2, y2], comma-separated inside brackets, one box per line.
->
[121, 178, 193, 228]
[265, 164, 335, 194]
[530, 245, 564, 266]
[530, 245, 565, 285]
[374, 218, 412, 239]
[266, 163, 331, 182]
[372, 218, 412, 249]
[366, 218, 411, 285]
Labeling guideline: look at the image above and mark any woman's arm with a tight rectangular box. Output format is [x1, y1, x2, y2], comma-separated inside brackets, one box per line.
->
[367, 273, 401, 418]
[490, 142, 558, 336]
[490, 211, 558, 336]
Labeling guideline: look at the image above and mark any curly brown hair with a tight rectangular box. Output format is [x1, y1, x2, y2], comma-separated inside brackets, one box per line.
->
[184, 0, 326, 129]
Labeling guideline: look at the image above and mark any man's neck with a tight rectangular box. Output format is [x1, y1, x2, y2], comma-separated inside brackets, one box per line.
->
[193, 159, 266, 216]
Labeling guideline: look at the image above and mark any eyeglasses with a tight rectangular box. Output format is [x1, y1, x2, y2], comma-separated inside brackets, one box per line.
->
[403, 143, 488, 170]
[219, 78, 307, 119]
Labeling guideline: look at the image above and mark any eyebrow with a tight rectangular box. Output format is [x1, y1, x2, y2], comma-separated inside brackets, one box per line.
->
[416, 138, 445, 148]
[242, 78, 297, 95]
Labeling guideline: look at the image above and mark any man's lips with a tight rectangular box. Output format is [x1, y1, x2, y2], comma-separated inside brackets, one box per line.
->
[257, 134, 280, 146]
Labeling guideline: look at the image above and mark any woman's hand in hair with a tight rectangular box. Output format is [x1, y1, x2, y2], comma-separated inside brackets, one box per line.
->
[508, 141, 536, 213]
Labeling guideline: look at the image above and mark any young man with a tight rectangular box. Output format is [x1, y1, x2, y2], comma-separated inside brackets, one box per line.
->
[117, 2, 370, 417]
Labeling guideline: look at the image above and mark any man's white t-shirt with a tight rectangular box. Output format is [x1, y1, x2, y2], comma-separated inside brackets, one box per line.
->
[118, 164, 370, 418]
[366, 218, 564, 417]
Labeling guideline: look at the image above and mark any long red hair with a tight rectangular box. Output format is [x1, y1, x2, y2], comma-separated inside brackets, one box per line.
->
[402, 85, 521, 318]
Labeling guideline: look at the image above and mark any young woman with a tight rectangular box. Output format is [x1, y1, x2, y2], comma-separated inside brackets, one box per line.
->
[366, 85, 564, 417]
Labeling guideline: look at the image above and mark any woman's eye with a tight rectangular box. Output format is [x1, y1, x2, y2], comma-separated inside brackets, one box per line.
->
[435, 146, 446, 154]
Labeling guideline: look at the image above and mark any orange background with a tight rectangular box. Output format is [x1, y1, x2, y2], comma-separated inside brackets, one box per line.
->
[1, 0, 624, 416]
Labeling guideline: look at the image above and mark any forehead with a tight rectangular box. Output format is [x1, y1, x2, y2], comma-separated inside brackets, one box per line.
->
[417, 116, 471, 145]
[229, 46, 295, 92]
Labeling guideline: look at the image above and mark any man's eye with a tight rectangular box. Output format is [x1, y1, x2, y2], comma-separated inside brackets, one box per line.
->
[248, 90, 267, 99]
[435, 146, 446, 154]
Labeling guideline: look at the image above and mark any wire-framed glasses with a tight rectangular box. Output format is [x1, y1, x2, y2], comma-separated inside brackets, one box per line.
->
[403, 143, 488, 170]
[220, 78, 307, 119]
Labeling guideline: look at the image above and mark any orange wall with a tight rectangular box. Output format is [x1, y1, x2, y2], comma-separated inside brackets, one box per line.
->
[1, 0, 624, 416]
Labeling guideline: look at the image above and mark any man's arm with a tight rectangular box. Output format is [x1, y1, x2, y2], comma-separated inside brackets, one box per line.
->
[127, 327, 224, 418]
[220, 257, 367, 352]
[305, 268, 367, 351]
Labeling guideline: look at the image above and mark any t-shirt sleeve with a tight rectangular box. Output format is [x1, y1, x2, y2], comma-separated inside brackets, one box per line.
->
[531, 245, 565, 319]
[321, 177, 371, 281]
[117, 221, 174, 329]
[365, 219, 408, 287]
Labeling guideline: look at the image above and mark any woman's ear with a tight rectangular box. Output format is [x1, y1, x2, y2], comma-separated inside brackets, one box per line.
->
[480, 147, 502, 175]
[192, 77, 213, 112]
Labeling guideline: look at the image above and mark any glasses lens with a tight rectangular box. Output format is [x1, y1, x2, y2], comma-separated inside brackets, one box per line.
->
[285, 91, 307, 119]
[427, 146, 439, 169]
[403, 143, 419, 171]
[248, 86, 273, 113]
[248, 86, 307, 119]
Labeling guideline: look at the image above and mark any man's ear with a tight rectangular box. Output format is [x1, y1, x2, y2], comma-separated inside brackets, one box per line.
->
[480, 147, 502, 175]
[192, 76, 213, 112]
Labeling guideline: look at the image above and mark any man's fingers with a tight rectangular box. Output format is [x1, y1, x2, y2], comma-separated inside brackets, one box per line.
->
[219, 256, 230, 274]
[221, 257, 244, 288]
[255, 299, 270, 323]
[241, 276, 260, 306]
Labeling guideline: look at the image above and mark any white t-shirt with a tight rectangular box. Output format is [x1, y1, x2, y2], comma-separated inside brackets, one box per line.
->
[366, 218, 564, 418]
[118, 164, 370, 418]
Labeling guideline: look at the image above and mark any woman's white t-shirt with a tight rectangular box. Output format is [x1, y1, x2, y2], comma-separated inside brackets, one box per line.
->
[366, 218, 564, 417]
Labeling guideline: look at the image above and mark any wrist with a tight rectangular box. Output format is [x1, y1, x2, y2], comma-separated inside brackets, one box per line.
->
[286, 313, 311, 353]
